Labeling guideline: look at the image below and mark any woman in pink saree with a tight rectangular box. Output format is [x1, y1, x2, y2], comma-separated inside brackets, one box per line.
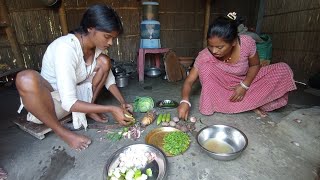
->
[177, 13, 296, 119]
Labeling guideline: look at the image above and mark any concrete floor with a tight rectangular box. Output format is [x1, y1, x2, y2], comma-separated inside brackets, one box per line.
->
[0, 75, 320, 180]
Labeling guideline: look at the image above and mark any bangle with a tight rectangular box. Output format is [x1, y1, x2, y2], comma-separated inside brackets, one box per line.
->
[240, 81, 249, 90]
[180, 100, 191, 107]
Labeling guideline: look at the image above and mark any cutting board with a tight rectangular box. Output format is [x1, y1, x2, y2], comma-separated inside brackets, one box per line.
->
[164, 50, 186, 82]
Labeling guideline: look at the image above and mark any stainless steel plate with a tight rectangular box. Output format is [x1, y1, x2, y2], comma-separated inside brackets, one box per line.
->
[104, 144, 168, 180]
[156, 99, 179, 109]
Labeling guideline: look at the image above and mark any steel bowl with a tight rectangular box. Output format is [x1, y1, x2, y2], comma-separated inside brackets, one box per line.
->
[156, 99, 179, 109]
[103, 144, 168, 180]
[145, 67, 162, 78]
[196, 125, 248, 161]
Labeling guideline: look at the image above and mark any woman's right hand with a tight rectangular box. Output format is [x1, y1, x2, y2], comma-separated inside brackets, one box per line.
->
[177, 103, 190, 121]
[111, 106, 133, 126]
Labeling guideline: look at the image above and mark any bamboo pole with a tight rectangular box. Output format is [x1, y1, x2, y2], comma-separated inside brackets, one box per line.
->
[58, 0, 68, 35]
[0, 0, 24, 68]
[202, 0, 211, 48]
[256, 0, 265, 35]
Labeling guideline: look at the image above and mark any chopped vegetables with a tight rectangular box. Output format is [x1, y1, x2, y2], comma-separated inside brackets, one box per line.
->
[145, 168, 152, 177]
[107, 148, 155, 180]
[108, 167, 149, 180]
[163, 131, 190, 156]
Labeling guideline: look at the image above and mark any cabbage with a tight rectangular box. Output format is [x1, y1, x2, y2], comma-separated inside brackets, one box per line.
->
[133, 96, 154, 113]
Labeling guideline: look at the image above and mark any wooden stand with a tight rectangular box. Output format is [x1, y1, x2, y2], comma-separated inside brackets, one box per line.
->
[137, 48, 170, 82]
[13, 115, 72, 140]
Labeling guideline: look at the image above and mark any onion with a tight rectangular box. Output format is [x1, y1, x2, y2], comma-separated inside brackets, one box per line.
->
[169, 121, 176, 127]
[175, 124, 181, 130]
[161, 122, 169, 126]
[189, 116, 197, 123]
[187, 124, 196, 131]
[180, 126, 188, 132]
[172, 117, 180, 122]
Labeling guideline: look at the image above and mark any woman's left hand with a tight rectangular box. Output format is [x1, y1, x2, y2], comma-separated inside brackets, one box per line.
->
[230, 84, 247, 102]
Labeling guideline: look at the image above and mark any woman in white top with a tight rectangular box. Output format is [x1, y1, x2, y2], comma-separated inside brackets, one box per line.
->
[15, 4, 133, 150]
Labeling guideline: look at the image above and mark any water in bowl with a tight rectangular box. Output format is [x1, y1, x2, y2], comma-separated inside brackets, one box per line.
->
[203, 139, 234, 154]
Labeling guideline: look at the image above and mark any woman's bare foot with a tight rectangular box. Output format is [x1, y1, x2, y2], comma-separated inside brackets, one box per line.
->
[253, 108, 268, 118]
[87, 113, 108, 123]
[59, 130, 91, 151]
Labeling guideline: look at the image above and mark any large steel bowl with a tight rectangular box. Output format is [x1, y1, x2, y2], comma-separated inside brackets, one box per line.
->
[145, 67, 162, 78]
[103, 144, 168, 180]
[196, 125, 248, 161]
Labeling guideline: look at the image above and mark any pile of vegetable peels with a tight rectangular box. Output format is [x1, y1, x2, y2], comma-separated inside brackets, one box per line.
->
[106, 125, 143, 141]
[106, 111, 143, 141]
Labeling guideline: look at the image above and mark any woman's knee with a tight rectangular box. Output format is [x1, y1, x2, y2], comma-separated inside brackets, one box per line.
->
[15, 70, 40, 91]
[96, 55, 111, 73]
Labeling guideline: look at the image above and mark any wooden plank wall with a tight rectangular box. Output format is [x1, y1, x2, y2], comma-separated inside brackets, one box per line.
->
[261, 0, 320, 82]
[64, 0, 141, 63]
[3, 0, 62, 71]
[0, 0, 258, 72]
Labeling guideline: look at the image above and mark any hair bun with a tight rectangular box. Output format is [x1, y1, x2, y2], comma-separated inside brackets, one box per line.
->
[227, 12, 237, 20]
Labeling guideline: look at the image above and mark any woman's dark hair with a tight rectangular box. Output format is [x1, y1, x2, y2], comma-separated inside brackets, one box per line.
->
[207, 13, 244, 43]
[72, 4, 123, 34]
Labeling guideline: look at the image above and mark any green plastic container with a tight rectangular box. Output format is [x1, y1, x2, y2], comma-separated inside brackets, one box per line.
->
[256, 34, 272, 60]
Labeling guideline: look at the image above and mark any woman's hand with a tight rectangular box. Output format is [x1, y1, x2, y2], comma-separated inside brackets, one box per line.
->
[177, 103, 190, 121]
[121, 103, 133, 114]
[110, 106, 133, 126]
[229, 84, 247, 102]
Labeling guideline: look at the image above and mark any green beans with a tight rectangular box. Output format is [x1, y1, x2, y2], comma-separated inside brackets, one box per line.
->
[163, 131, 190, 155]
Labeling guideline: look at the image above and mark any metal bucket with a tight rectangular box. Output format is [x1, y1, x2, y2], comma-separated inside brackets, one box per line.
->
[116, 74, 129, 88]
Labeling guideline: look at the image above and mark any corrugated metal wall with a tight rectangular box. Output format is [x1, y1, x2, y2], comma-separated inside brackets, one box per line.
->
[261, 0, 320, 82]
[0, 0, 258, 76]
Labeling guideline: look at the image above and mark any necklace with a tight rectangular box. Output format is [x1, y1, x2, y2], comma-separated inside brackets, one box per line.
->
[223, 47, 234, 63]
[80, 34, 93, 78]
[224, 57, 231, 63]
